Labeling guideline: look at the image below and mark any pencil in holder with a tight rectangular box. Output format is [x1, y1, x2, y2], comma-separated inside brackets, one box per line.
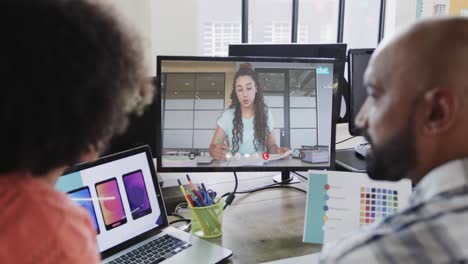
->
[190, 198, 224, 238]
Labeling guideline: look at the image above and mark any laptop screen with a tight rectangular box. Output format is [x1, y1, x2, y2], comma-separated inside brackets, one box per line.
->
[56, 148, 164, 253]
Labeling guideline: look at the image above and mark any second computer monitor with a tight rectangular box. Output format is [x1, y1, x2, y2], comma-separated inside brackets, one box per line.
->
[228, 43, 347, 60]
[156, 56, 341, 173]
[348, 49, 374, 136]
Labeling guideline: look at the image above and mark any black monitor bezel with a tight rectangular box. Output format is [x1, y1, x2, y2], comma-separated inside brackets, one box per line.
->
[347, 48, 374, 136]
[228, 43, 347, 60]
[156, 55, 342, 173]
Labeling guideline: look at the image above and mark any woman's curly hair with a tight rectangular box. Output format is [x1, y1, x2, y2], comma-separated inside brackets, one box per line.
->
[0, 0, 153, 175]
[230, 63, 269, 153]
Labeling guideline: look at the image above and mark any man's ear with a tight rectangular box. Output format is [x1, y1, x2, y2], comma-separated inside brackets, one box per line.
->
[80, 144, 98, 163]
[421, 88, 460, 135]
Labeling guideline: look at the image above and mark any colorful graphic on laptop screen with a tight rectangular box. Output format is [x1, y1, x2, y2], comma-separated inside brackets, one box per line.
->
[67, 186, 100, 234]
[122, 170, 152, 220]
[55, 152, 162, 252]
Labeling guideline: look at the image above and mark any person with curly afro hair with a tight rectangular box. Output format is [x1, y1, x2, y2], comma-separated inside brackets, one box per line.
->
[0, 0, 153, 262]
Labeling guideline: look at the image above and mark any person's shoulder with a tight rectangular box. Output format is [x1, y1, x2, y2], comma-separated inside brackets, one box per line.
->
[319, 228, 377, 263]
[0, 177, 98, 263]
[221, 108, 235, 116]
[217, 108, 235, 123]
[320, 202, 468, 263]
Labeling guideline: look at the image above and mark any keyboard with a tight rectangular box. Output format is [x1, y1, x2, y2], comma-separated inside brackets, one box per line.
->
[107, 234, 192, 264]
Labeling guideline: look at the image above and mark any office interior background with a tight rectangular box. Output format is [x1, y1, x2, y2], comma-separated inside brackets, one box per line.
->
[109, 0, 468, 77]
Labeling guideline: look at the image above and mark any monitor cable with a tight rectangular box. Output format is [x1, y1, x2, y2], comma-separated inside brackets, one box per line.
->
[168, 219, 191, 225]
[336, 136, 356, 145]
[221, 176, 306, 201]
[234, 185, 306, 194]
[223, 171, 238, 210]
[292, 171, 308, 181]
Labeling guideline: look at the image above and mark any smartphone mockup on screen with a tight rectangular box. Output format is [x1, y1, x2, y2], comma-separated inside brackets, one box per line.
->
[122, 170, 152, 220]
[68, 186, 100, 235]
[95, 178, 127, 230]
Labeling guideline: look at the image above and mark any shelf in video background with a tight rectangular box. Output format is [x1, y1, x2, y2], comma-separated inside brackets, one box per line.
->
[303, 170, 411, 244]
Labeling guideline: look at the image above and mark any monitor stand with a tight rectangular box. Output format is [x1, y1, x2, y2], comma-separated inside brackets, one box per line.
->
[272, 171, 301, 184]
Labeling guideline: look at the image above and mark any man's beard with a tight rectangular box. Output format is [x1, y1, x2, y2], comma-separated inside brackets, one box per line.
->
[362, 119, 417, 182]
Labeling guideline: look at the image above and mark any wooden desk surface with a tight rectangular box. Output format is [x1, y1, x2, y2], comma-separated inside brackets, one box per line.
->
[161, 124, 366, 263]
[168, 172, 322, 263]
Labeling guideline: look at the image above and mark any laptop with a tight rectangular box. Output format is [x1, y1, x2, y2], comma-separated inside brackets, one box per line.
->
[56, 145, 232, 264]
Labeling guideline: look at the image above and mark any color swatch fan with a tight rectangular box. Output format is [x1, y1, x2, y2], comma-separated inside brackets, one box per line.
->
[303, 170, 411, 244]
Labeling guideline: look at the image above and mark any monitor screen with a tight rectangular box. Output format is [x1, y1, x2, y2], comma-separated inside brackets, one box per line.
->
[156, 56, 340, 172]
[348, 49, 374, 136]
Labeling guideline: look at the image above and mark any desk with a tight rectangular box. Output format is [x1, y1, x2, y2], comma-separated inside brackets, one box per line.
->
[335, 123, 367, 150]
[160, 124, 366, 263]
[163, 156, 330, 170]
[166, 172, 322, 263]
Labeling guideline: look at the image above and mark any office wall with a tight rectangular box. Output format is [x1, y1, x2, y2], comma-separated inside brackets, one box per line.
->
[102, 0, 152, 75]
[161, 62, 237, 150]
[384, 0, 417, 40]
[161, 61, 237, 106]
[450, 0, 468, 15]
[151, 1, 198, 75]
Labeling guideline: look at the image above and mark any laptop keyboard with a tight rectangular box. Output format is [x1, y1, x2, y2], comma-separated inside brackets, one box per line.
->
[107, 234, 192, 264]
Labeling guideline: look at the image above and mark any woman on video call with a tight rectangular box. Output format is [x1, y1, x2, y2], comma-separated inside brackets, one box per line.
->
[209, 63, 289, 160]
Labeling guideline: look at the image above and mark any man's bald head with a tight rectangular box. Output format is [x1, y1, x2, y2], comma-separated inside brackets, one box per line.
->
[357, 17, 468, 183]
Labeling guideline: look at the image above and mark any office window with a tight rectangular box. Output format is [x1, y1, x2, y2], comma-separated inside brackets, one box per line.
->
[151, 0, 241, 60]
[203, 22, 241, 56]
[289, 69, 317, 149]
[265, 22, 291, 43]
[197, 0, 242, 56]
[249, 0, 293, 43]
[257, 68, 318, 149]
[383, 0, 415, 39]
[258, 71, 285, 144]
[343, 0, 381, 49]
[298, 0, 339, 43]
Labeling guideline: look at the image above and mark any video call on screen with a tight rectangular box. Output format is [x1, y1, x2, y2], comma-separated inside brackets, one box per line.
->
[159, 59, 335, 168]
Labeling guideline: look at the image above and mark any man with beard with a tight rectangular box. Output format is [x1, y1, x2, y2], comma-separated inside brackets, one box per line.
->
[319, 17, 468, 263]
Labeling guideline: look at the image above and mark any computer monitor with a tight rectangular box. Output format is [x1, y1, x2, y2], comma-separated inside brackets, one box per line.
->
[228, 43, 347, 60]
[156, 56, 341, 182]
[348, 49, 374, 136]
[228, 43, 348, 123]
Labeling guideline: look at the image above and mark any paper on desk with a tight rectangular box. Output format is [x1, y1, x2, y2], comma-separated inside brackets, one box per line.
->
[226, 156, 265, 167]
[267, 149, 294, 161]
[196, 156, 213, 164]
[303, 170, 412, 244]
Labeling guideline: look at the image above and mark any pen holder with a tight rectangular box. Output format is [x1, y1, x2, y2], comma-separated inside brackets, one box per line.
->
[190, 198, 224, 238]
